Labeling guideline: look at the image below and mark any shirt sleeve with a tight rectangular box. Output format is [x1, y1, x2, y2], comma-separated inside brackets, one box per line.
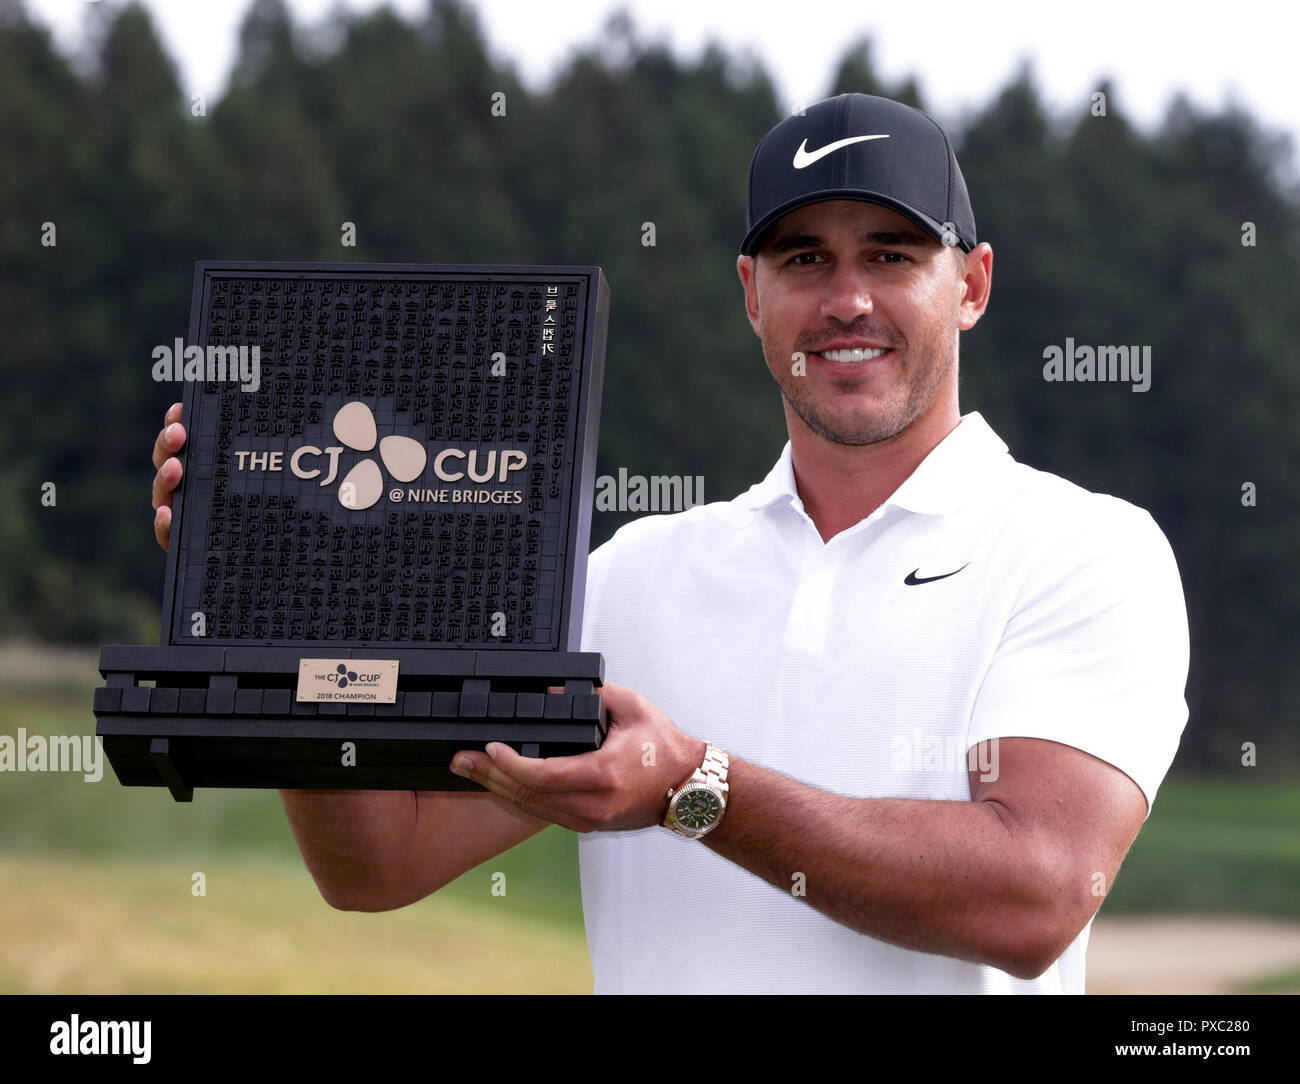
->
[965, 496, 1189, 820]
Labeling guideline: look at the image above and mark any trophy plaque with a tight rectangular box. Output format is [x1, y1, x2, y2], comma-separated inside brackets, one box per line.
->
[94, 262, 609, 801]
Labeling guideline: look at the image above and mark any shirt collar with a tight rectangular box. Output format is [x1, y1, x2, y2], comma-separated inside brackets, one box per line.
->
[739, 412, 1012, 517]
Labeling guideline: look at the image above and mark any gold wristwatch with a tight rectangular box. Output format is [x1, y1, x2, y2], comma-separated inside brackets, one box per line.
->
[662, 742, 729, 839]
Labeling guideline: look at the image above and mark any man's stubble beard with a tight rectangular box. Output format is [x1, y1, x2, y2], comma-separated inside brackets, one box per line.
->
[763, 324, 957, 447]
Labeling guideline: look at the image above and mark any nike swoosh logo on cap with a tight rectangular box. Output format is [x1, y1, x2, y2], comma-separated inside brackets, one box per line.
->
[792, 134, 890, 169]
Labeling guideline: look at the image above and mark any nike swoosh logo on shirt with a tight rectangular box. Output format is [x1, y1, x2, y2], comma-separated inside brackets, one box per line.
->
[792, 134, 890, 169]
[904, 563, 969, 586]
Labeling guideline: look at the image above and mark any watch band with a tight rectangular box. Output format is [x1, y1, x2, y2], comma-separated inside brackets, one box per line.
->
[694, 743, 729, 792]
[662, 741, 729, 837]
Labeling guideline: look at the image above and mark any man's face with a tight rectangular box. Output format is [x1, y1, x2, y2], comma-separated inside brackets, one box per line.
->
[737, 199, 983, 447]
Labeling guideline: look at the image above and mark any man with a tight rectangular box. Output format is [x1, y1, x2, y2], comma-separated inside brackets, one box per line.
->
[151, 93, 1189, 994]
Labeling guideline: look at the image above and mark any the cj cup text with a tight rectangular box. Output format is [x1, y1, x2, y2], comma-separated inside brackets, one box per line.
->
[233, 446, 528, 485]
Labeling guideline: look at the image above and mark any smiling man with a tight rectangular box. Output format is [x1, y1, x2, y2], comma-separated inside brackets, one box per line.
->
[152, 93, 1189, 995]
[449, 93, 1188, 994]
[743, 199, 973, 541]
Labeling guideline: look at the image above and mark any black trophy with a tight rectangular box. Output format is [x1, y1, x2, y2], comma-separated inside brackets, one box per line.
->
[94, 262, 609, 800]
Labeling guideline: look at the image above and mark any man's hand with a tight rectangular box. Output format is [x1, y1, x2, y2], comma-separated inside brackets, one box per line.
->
[152, 401, 187, 552]
[449, 681, 705, 833]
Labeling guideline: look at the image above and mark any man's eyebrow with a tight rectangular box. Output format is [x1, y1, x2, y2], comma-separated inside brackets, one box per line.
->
[763, 232, 825, 256]
[762, 227, 935, 256]
[858, 229, 933, 248]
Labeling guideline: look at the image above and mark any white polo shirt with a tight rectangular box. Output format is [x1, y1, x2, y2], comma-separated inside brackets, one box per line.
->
[576, 411, 1189, 994]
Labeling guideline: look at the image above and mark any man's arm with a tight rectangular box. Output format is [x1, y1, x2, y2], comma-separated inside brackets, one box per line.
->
[279, 789, 549, 911]
[452, 684, 1148, 980]
[698, 736, 1146, 980]
[151, 404, 547, 912]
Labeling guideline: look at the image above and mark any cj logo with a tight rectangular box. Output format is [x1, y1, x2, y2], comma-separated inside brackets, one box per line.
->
[332, 401, 426, 510]
[233, 400, 529, 510]
[327, 664, 384, 688]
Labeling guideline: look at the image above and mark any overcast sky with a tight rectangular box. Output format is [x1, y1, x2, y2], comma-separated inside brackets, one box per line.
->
[24, 0, 1300, 177]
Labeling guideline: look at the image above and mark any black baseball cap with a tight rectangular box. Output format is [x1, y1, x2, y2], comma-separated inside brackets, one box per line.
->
[742, 93, 977, 257]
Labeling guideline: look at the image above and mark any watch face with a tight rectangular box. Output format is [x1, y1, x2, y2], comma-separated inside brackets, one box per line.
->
[676, 788, 721, 831]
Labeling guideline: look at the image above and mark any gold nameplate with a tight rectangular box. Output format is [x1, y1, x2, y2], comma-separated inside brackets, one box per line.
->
[296, 659, 400, 703]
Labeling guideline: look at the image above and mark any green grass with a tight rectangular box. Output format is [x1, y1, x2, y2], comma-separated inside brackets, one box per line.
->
[1105, 777, 1300, 918]
[0, 852, 590, 993]
[0, 677, 586, 932]
[4, 659, 1300, 925]
[1230, 964, 1300, 994]
[5, 658, 1300, 993]
[0, 662, 591, 992]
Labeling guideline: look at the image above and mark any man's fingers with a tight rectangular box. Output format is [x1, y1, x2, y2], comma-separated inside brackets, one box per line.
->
[151, 405, 186, 553]
[151, 420, 185, 469]
[151, 405, 185, 470]
[490, 741, 615, 792]
[453, 743, 610, 795]
[152, 455, 182, 511]
[454, 752, 603, 832]
[593, 680, 643, 721]
[154, 505, 172, 553]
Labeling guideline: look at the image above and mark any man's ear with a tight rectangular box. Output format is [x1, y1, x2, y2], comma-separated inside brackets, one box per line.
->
[737, 254, 762, 337]
[956, 242, 993, 331]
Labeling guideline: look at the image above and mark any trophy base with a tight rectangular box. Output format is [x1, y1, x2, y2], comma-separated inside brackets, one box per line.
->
[94, 645, 607, 801]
